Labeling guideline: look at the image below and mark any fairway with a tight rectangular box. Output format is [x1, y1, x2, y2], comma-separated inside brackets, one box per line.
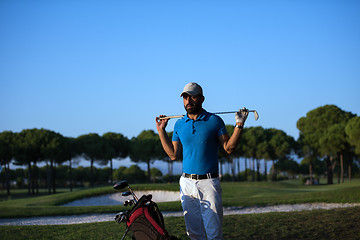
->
[1, 179, 360, 219]
[1, 180, 360, 239]
[1, 207, 360, 240]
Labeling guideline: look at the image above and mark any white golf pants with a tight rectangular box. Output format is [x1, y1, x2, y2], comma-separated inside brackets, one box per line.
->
[179, 176, 223, 240]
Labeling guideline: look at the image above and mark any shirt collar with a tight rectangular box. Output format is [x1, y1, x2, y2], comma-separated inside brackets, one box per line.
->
[184, 109, 208, 122]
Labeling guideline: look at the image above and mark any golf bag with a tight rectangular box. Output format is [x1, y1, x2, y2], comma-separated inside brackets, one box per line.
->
[116, 194, 178, 240]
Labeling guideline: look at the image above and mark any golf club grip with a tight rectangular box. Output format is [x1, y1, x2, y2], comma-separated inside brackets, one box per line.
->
[159, 115, 184, 120]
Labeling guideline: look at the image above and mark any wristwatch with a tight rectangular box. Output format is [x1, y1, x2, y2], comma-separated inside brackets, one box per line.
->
[235, 124, 243, 129]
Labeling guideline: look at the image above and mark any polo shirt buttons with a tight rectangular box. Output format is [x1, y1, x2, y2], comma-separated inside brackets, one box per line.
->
[192, 120, 196, 134]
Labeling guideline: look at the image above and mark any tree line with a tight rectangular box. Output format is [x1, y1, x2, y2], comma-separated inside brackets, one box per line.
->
[1, 164, 165, 190]
[1, 104, 359, 196]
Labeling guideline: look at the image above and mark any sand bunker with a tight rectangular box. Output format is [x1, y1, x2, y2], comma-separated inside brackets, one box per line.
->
[61, 191, 180, 206]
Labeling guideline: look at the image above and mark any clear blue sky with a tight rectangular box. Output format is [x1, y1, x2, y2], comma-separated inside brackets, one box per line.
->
[1, 0, 360, 141]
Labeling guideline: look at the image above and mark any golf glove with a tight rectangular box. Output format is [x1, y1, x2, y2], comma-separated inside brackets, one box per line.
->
[235, 108, 249, 123]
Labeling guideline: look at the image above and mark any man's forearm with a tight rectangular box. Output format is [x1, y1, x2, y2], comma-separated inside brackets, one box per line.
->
[157, 129, 177, 160]
[224, 123, 244, 154]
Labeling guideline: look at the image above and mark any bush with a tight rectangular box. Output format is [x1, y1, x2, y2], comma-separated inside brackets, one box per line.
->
[113, 165, 147, 184]
[221, 173, 233, 182]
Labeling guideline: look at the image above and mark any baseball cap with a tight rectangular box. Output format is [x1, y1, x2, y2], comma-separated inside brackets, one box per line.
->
[180, 82, 203, 97]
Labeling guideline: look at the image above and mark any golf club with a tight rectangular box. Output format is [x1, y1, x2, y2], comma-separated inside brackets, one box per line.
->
[114, 180, 139, 202]
[113, 180, 130, 190]
[158, 109, 259, 121]
[115, 211, 128, 223]
[124, 199, 135, 207]
[122, 191, 132, 197]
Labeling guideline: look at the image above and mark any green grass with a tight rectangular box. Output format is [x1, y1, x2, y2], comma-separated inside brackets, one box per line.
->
[1, 179, 360, 239]
[1, 179, 360, 218]
[0, 183, 182, 218]
[221, 179, 360, 206]
[1, 207, 360, 239]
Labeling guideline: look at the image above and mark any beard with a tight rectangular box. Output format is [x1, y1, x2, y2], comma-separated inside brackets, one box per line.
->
[185, 102, 202, 115]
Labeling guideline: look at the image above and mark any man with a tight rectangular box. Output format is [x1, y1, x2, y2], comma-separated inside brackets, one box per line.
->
[155, 82, 248, 240]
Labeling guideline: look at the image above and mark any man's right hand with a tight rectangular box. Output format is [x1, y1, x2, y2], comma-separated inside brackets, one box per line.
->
[156, 115, 169, 131]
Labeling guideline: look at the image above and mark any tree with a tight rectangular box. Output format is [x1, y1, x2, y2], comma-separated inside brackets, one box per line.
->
[243, 127, 265, 181]
[276, 157, 299, 177]
[345, 116, 360, 182]
[124, 165, 147, 183]
[40, 130, 66, 194]
[130, 130, 162, 183]
[299, 156, 324, 177]
[102, 132, 129, 185]
[63, 137, 77, 191]
[150, 167, 163, 183]
[299, 145, 318, 183]
[114, 166, 127, 182]
[297, 135, 317, 184]
[73, 166, 90, 186]
[268, 129, 295, 181]
[319, 122, 350, 183]
[346, 116, 360, 154]
[13, 129, 53, 194]
[257, 128, 274, 181]
[0, 131, 15, 195]
[76, 133, 104, 187]
[52, 135, 76, 192]
[297, 105, 355, 184]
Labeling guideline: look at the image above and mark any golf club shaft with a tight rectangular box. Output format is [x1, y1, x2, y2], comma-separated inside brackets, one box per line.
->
[159, 110, 258, 120]
[128, 187, 139, 202]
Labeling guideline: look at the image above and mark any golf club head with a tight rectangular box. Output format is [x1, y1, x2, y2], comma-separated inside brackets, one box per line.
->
[115, 212, 128, 223]
[253, 110, 259, 121]
[113, 180, 129, 190]
[122, 191, 132, 197]
[124, 200, 131, 207]
[124, 199, 135, 207]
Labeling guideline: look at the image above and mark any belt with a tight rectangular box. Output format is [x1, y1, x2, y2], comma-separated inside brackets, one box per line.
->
[182, 172, 219, 180]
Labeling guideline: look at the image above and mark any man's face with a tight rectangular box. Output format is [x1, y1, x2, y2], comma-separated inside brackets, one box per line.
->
[182, 93, 204, 115]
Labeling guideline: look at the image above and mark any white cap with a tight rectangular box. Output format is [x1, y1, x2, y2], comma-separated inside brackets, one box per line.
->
[180, 82, 203, 97]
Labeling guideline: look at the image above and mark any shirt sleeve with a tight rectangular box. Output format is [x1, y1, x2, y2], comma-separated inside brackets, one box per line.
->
[216, 116, 228, 136]
[172, 120, 180, 141]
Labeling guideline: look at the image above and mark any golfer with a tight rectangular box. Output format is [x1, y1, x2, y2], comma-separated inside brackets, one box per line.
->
[156, 82, 248, 240]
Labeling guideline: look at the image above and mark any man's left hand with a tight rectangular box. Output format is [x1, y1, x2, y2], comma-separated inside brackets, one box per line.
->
[235, 108, 249, 123]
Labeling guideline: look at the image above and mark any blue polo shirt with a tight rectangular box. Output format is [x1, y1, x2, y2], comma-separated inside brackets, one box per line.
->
[172, 109, 228, 175]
